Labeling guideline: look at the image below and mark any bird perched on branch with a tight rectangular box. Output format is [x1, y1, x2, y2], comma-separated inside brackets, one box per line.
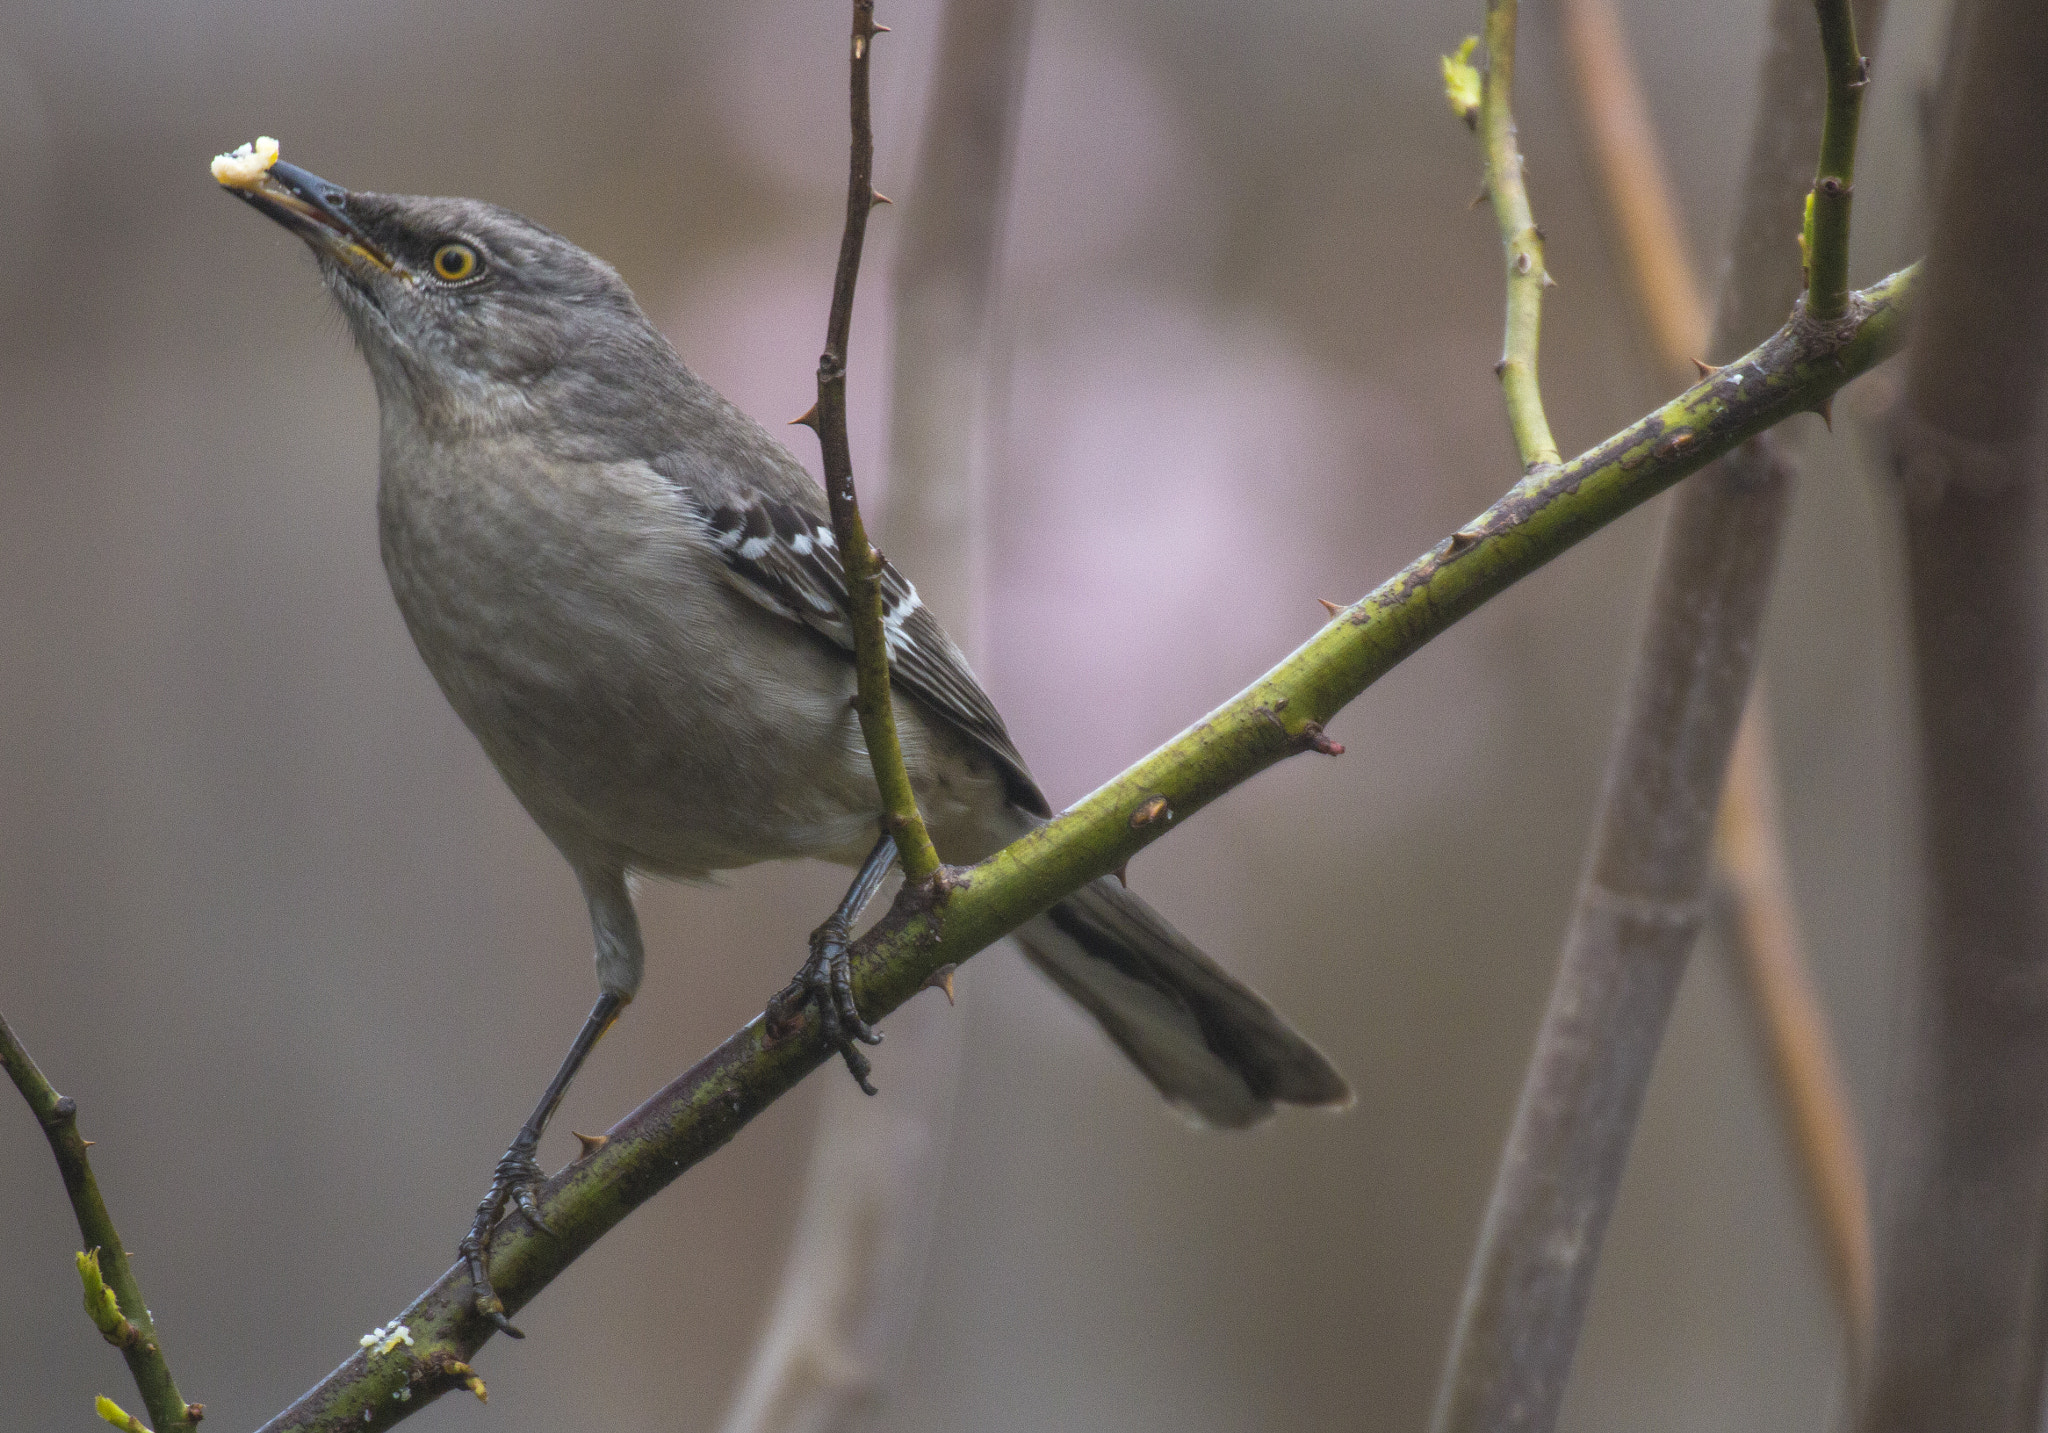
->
[212, 141, 1350, 1334]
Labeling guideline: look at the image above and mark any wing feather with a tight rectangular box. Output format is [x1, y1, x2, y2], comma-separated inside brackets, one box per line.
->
[688, 489, 1050, 818]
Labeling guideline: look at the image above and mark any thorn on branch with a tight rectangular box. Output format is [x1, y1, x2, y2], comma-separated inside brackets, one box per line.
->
[790, 404, 820, 430]
[1446, 529, 1481, 556]
[922, 964, 958, 1004]
[571, 1131, 608, 1161]
[1298, 721, 1346, 757]
[1692, 358, 1723, 380]
[1814, 396, 1835, 430]
[1318, 597, 1344, 616]
[870, 190, 893, 208]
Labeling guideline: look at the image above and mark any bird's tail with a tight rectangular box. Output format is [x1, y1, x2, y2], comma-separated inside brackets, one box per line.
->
[1013, 876, 1352, 1128]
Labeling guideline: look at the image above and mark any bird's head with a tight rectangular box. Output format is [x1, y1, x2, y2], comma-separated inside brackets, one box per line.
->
[213, 141, 685, 448]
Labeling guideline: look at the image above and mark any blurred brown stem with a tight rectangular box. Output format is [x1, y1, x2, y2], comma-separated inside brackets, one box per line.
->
[1559, 0, 1874, 1361]
[1430, 3, 1884, 1429]
[1855, 2, 2048, 1428]
[1714, 703, 1874, 1352]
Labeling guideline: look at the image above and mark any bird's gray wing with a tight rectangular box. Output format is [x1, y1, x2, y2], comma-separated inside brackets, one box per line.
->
[673, 482, 1050, 819]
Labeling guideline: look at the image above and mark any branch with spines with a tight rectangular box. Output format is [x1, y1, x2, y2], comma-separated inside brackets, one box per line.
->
[1447, 0, 1561, 471]
[0, 1010, 201, 1433]
[804, 0, 943, 885]
[1802, 0, 1868, 322]
[249, 258, 1918, 1433]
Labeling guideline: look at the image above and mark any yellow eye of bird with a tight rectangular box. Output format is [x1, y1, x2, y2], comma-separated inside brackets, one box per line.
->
[431, 242, 480, 282]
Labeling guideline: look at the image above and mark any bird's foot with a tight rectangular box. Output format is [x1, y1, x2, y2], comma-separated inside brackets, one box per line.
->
[774, 916, 883, 1094]
[458, 1139, 553, 1338]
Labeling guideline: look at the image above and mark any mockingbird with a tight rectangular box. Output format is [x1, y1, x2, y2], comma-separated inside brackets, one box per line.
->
[214, 142, 1350, 1333]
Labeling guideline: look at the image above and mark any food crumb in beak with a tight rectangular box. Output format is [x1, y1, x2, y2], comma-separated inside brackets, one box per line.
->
[210, 136, 281, 189]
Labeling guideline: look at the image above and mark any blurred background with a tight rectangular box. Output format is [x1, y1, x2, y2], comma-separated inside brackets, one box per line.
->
[0, 0, 1945, 1428]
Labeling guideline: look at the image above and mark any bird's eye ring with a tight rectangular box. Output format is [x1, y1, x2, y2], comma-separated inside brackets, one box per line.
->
[430, 241, 482, 283]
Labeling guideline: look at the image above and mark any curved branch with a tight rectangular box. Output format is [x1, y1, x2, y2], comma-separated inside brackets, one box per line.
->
[811, 0, 944, 883]
[1, 1010, 201, 1433]
[253, 262, 1917, 1433]
[1477, 0, 1561, 469]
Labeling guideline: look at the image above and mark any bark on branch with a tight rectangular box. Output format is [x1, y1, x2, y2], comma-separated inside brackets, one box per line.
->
[1855, 1, 2048, 1426]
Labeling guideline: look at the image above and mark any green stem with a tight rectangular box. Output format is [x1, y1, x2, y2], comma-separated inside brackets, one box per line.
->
[254, 260, 1917, 1433]
[1480, 0, 1561, 469]
[1, 1010, 200, 1433]
[815, 0, 944, 883]
[1803, 0, 1867, 319]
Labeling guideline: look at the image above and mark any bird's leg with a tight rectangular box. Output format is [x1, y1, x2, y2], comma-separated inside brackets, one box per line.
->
[776, 833, 896, 1093]
[459, 990, 624, 1337]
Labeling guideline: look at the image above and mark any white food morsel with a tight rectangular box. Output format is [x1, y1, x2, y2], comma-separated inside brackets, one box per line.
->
[210, 136, 281, 188]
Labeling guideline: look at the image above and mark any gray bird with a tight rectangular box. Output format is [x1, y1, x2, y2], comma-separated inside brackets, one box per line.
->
[217, 152, 1350, 1332]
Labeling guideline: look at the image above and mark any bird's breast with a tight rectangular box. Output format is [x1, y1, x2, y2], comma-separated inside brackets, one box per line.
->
[373, 431, 882, 874]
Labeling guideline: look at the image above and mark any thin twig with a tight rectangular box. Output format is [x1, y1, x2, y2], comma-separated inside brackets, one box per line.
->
[1804, 0, 1868, 321]
[252, 263, 1917, 1433]
[1559, 0, 1874, 1360]
[810, 0, 943, 883]
[1856, 2, 2048, 1428]
[1, 1008, 201, 1433]
[720, 3, 1034, 1429]
[1473, 0, 1561, 469]
[1431, 3, 1885, 1427]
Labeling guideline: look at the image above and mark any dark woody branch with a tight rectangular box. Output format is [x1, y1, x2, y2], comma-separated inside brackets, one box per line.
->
[805, 0, 945, 885]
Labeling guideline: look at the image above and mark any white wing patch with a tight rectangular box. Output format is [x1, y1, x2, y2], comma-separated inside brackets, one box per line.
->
[686, 491, 1049, 817]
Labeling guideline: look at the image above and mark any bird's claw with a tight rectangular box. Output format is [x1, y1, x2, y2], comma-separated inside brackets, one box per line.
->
[459, 1140, 554, 1337]
[784, 918, 883, 1093]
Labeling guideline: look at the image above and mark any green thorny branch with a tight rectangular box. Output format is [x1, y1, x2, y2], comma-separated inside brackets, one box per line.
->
[802, 0, 944, 884]
[0, 1010, 202, 1433]
[1803, 0, 1869, 322]
[1445, 0, 1562, 470]
[254, 261, 1918, 1433]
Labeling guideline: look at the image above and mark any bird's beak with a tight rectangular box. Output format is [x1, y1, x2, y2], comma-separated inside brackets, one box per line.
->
[213, 143, 398, 275]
